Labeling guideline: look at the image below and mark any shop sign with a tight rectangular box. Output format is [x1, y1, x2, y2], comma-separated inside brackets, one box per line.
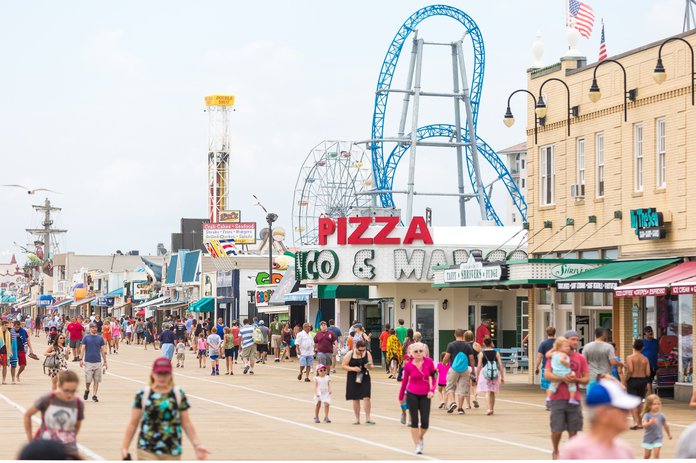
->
[318, 216, 433, 246]
[255, 271, 283, 285]
[219, 210, 241, 223]
[132, 282, 150, 301]
[672, 284, 696, 295]
[96, 296, 115, 307]
[556, 280, 618, 292]
[36, 295, 54, 307]
[255, 287, 275, 307]
[632, 304, 640, 340]
[203, 222, 257, 244]
[550, 263, 594, 279]
[630, 208, 666, 240]
[443, 255, 506, 283]
[614, 287, 667, 298]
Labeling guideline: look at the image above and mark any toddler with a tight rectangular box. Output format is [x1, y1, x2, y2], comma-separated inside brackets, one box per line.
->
[313, 364, 332, 423]
[548, 337, 580, 405]
[436, 352, 450, 408]
[642, 394, 672, 459]
[175, 340, 186, 368]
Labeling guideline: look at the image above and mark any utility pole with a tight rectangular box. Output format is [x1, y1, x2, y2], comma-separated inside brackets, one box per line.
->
[25, 198, 67, 279]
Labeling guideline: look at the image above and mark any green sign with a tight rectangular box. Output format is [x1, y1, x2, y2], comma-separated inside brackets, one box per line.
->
[630, 208, 665, 240]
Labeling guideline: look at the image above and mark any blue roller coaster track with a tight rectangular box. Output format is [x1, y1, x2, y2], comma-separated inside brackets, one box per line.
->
[369, 4, 527, 225]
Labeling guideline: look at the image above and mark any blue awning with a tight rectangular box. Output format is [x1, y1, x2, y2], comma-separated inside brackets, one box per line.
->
[284, 288, 313, 303]
[49, 298, 74, 309]
[105, 288, 124, 297]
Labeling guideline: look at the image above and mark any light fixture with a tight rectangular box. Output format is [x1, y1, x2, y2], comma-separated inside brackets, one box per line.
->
[503, 107, 515, 127]
[588, 78, 601, 102]
[653, 58, 666, 84]
[588, 59, 637, 121]
[442, 299, 448, 310]
[503, 89, 539, 144]
[653, 37, 695, 105]
[400, 298, 406, 310]
[534, 95, 547, 119]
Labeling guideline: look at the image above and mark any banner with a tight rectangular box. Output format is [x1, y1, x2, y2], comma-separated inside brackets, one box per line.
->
[203, 222, 256, 244]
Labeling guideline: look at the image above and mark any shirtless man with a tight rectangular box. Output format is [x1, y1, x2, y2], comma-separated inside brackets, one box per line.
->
[623, 338, 651, 429]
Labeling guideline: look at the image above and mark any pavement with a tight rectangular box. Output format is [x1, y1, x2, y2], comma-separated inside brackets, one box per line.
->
[0, 336, 693, 460]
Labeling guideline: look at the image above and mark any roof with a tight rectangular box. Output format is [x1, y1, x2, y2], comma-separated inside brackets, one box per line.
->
[182, 250, 201, 283]
[558, 258, 680, 282]
[165, 255, 178, 285]
[498, 142, 527, 154]
[615, 261, 696, 297]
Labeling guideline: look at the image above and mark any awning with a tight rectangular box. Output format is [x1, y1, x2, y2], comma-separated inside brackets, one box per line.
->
[71, 296, 96, 308]
[105, 288, 124, 297]
[673, 278, 696, 295]
[285, 288, 313, 303]
[133, 295, 169, 309]
[156, 301, 189, 311]
[257, 305, 290, 314]
[14, 299, 35, 309]
[556, 258, 680, 292]
[189, 297, 215, 313]
[614, 261, 696, 297]
[318, 285, 370, 299]
[49, 298, 74, 309]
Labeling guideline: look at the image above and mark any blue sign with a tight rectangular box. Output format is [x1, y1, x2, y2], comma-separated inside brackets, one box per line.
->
[630, 208, 665, 240]
[36, 295, 55, 307]
[95, 296, 115, 307]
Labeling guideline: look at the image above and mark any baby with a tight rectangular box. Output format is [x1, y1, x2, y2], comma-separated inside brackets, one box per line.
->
[549, 337, 580, 405]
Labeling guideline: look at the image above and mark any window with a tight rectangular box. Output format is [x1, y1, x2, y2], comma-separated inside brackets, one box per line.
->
[540, 145, 555, 205]
[521, 178, 526, 188]
[602, 248, 619, 260]
[596, 133, 605, 197]
[577, 138, 585, 186]
[656, 117, 666, 188]
[580, 250, 600, 259]
[521, 159, 526, 169]
[560, 292, 573, 305]
[634, 123, 643, 191]
[539, 288, 552, 305]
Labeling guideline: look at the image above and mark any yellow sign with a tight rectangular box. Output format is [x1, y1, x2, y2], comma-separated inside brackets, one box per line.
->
[205, 94, 235, 107]
[219, 210, 241, 223]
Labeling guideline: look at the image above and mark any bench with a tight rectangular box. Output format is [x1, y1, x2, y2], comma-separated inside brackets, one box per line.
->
[495, 348, 529, 374]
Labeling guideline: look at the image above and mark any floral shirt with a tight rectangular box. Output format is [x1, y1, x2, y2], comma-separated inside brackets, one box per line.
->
[133, 388, 190, 456]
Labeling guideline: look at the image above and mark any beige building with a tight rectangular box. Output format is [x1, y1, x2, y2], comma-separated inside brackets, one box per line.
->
[523, 29, 696, 399]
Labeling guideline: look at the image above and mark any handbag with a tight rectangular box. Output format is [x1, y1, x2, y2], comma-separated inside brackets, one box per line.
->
[43, 353, 61, 371]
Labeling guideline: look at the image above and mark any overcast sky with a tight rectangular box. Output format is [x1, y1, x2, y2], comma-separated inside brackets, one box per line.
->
[0, 0, 685, 262]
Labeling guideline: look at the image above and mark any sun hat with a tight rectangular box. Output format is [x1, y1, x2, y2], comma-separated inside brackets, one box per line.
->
[316, 364, 327, 371]
[586, 378, 641, 410]
[152, 357, 173, 374]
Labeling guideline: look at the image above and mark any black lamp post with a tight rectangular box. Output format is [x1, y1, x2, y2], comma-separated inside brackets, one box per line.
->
[535, 78, 579, 137]
[503, 89, 540, 144]
[587, 59, 637, 122]
[653, 37, 695, 106]
[266, 213, 278, 286]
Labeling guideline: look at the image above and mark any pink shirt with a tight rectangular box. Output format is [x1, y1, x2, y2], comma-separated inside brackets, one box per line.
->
[399, 357, 437, 400]
[436, 362, 450, 385]
[545, 352, 588, 401]
[559, 433, 634, 459]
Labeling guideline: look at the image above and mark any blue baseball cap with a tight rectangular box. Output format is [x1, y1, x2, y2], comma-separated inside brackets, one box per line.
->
[586, 379, 641, 410]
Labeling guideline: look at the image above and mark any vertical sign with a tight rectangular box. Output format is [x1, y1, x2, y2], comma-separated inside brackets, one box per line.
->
[632, 304, 640, 340]
[576, 315, 590, 348]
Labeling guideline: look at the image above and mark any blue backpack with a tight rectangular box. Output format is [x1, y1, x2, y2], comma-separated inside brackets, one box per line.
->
[451, 351, 469, 373]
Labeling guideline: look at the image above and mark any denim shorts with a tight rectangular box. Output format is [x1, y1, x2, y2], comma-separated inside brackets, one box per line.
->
[300, 355, 314, 367]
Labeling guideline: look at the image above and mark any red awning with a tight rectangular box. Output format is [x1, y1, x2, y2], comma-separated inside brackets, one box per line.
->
[614, 261, 696, 297]
[672, 278, 696, 295]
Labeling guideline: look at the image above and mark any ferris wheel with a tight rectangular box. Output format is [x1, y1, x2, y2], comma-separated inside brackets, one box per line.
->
[292, 140, 373, 246]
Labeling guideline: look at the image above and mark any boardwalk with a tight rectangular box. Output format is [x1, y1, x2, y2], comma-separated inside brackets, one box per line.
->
[0, 336, 692, 460]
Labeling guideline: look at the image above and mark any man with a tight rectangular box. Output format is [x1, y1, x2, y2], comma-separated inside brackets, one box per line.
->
[173, 318, 187, 343]
[215, 317, 226, 340]
[80, 323, 107, 402]
[328, 319, 342, 373]
[534, 326, 557, 410]
[159, 323, 176, 360]
[476, 319, 491, 346]
[66, 317, 85, 362]
[442, 328, 476, 415]
[270, 316, 283, 362]
[544, 330, 589, 460]
[642, 326, 659, 394]
[295, 323, 315, 382]
[257, 320, 270, 364]
[395, 319, 408, 344]
[378, 324, 391, 372]
[0, 320, 13, 384]
[314, 321, 337, 370]
[582, 328, 622, 387]
[623, 338, 651, 429]
[144, 317, 155, 350]
[12, 320, 34, 382]
[558, 379, 639, 459]
[238, 319, 256, 375]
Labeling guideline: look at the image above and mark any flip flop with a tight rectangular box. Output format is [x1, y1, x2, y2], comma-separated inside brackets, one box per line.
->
[366, 420, 376, 425]
[630, 425, 643, 430]
[352, 421, 360, 425]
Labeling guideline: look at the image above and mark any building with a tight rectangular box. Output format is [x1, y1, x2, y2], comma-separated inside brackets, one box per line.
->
[170, 218, 208, 254]
[499, 142, 528, 225]
[523, 29, 696, 399]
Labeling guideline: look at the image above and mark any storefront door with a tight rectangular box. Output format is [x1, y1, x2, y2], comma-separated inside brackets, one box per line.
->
[412, 301, 438, 358]
[468, 303, 500, 346]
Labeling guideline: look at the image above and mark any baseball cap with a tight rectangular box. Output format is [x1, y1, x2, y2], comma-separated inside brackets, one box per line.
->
[89, 323, 97, 328]
[563, 330, 579, 338]
[586, 379, 641, 410]
[259, 320, 265, 325]
[316, 364, 327, 371]
[152, 357, 173, 374]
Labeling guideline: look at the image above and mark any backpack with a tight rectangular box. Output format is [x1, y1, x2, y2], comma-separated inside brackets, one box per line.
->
[252, 325, 264, 344]
[140, 387, 183, 410]
[451, 351, 469, 373]
[482, 351, 499, 380]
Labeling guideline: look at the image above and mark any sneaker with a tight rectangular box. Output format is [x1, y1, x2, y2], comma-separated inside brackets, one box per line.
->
[447, 402, 457, 413]
[458, 408, 465, 415]
[215, 370, 220, 376]
[331, 369, 336, 374]
[244, 365, 250, 374]
[438, 402, 445, 409]
[415, 443, 423, 455]
[211, 371, 216, 376]
[545, 399, 551, 411]
[249, 370, 255, 375]
[304, 378, 311, 382]
[314, 417, 320, 423]
[324, 417, 331, 423]
[473, 400, 480, 409]
[92, 395, 99, 402]
[400, 413, 406, 425]
[83, 390, 90, 400]
[297, 373, 303, 381]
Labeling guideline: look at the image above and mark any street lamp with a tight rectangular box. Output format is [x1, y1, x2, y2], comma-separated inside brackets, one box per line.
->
[536, 78, 579, 137]
[266, 213, 278, 286]
[653, 37, 695, 106]
[503, 89, 540, 144]
[587, 59, 637, 122]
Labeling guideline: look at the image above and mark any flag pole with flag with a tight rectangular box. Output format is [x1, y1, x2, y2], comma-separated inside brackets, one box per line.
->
[568, 0, 595, 38]
[598, 19, 607, 61]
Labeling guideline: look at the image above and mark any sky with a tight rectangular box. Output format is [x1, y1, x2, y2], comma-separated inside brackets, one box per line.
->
[0, 0, 686, 262]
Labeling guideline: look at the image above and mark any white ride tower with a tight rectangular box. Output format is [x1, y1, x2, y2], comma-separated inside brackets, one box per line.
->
[205, 94, 235, 223]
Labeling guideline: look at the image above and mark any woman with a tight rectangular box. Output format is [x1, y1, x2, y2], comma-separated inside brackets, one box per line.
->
[44, 333, 70, 390]
[280, 322, 292, 362]
[464, 330, 481, 409]
[34, 315, 42, 338]
[125, 320, 133, 345]
[135, 319, 145, 344]
[342, 340, 374, 425]
[103, 319, 113, 354]
[352, 324, 370, 350]
[223, 327, 235, 375]
[23, 370, 84, 459]
[411, 332, 430, 358]
[386, 328, 402, 379]
[121, 357, 208, 460]
[112, 319, 122, 354]
[292, 324, 301, 358]
[398, 342, 437, 455]
[230, 321, 240, 363]
[477, 337, 504, 415]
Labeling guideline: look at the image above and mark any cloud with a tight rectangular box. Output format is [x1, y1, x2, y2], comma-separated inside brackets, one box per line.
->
[82, 30, 147, 78]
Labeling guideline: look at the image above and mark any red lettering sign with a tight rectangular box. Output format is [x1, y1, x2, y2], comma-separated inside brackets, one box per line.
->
[316, 216, 434, 246]
[318, 217, 336, 245]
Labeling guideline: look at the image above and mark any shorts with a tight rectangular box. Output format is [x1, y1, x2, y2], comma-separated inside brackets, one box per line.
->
[176, 353, 185, 361]
[69, 339, 81, 349]
[241, 345, 257, 362]
[209, 354, 219, 361]
[438, 383, 446, 388]
[271, 334, 282, 349]
[540, 367, 550, 390]
[446, 369, 471, 397]
[641, 442, 663, 450]
[0, 354, 6, 367]
[550, 399, 583, 433]
[198, 349, 207, 357]
[300, 355, 314, 367]
[224, 348, 234, 357]
[84, 362, 103, 384]
[626, 377, 650, 399]
[257, 344, 268, 353]
[316, 352, 333, 367]
[16, 351, 26, 367]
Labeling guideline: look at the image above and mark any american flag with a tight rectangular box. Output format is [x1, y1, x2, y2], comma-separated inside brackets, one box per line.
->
[568, 0, 595, 38]
[598, 20, 607, 61]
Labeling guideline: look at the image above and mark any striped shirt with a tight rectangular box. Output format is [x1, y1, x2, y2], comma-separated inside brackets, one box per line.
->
[239, 325, 255, 349]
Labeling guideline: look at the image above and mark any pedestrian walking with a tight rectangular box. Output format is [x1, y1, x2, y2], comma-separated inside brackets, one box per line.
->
[270, 316, 282, 362]
[624, 338, 651, 429]
[43, 333, 70, 390]
[642, 326, 659, 395]
[398, 329, 415, 382]
[197, 333, 207, 368]
[239, 319, 257, 374]
[280, 322, 292, 362]
[296, 323, 315, 382]
[558, 378, 640, 459]
[313, 363, 332, 423]
[230, 321, 240, 364]
[34, 315, 42, 338]
[398, 342, 436, 455]
[175, 339, 186, 369]
[342, 339, 374, 425]
[215, 317, 225, 341]
[66, 317, 85, 361]
[144, 317, 156, 350]
[477, 337, 503, 416]
[222, 327, 234, 375]
[159, 324, 176, 361]
[386, 328, 402, 379]
[121, 357, 208, 460]
[463, 330, 481, 409]
[641, 394, 672, 458]
[548, 337, 581, 405]
[314, 321, 337, 369]
[395, 319, 407, 344]
[475, 319, 491, 346]
[206, 327, 221, 376]
[112, 318, 121, 353]
[12, 319, 34, 382]
[583, 328, 622, 390]
[534, 326, 556, 410]
[103, 319, 113, 353]
[257, 320, 270, 364]
[125, 320, 133, 345]
[327, 319, 342, 373]
[79, 323, 107, 403]
[379, 324, 390, 372]
[442, 328, 476, 415]
[0, 319, 11, 384]
[23, 370, 84, 459]
[436, 352, 449, 408]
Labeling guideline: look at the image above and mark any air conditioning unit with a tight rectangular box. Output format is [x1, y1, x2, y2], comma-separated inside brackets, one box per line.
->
[570, 184, 585, 198]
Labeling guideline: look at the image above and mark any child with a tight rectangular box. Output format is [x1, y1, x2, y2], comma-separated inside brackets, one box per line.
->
[399, 353, 413, 425]
[197, 333, 207, 368]
[313, 364, 332, 423]
[175, 340, 186, 368]
[642, 394, 672, 459]
[436, 352, 450, 408]
[207, 327, 221, 376]
[548, 337, 580, 405]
